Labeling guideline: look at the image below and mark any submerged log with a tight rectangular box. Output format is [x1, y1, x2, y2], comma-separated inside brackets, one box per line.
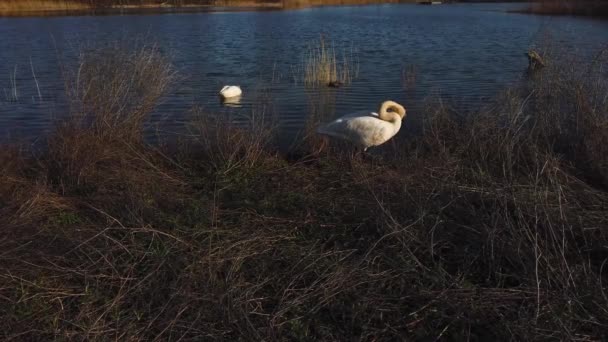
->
[327, 80, 343, 88]
[526, 50, 546, 71]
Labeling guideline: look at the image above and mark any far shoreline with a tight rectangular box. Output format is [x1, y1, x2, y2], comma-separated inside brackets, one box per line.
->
[0, 5, 283, 18]
[3, 1, 606, 20]
[0, 0, 409, 18]
[512, 1, 608, 19]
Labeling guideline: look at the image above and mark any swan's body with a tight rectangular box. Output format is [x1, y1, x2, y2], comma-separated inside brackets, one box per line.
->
[219, 85, 242, 99]
[317, 100, 406, 151]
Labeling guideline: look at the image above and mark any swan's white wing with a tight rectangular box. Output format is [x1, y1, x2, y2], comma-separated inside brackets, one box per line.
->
[341, 110, 379, 119]
[317, 112, 396, 148]
[220, 86, 242, 98]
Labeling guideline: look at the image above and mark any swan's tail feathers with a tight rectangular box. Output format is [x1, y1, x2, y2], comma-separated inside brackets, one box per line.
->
[316, 125, 349, 142]
[316, 124, 336, 137]
[220, 86, 230, 93]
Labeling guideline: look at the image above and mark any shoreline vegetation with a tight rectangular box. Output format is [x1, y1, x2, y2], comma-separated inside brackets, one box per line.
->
[0, 0, 408, 16]
[2, 0, 608, 18]
[1, 40, 608, 340]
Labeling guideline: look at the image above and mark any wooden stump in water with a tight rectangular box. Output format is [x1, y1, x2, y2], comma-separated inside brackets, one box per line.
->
[526, 50, 546, 72]
[327, 80, 343, 88]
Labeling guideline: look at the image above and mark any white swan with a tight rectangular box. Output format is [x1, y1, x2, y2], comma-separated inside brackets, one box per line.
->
[219, 85, 242, 99]
[316, 100, 406, 151]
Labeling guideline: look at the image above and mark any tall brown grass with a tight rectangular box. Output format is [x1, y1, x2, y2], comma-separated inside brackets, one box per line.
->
[64, 42, 176, 141]
[0, 0, 275, 15]
[1, 43, 608, 340]
[302, 35, 359, 87]
[0, 0, 88, 13]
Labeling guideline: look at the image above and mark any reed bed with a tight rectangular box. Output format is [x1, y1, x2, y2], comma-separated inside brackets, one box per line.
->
[0, 0, 271, 15]
[64, 42, 176, 141]
[1, 43, 608, 340]
[0, 0, 88, 13]
[303, 36, 359, 87]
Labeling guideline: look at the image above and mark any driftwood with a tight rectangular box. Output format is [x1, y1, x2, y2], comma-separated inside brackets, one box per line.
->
[327, 80, 343, 88]
[526, 50, 546, 71]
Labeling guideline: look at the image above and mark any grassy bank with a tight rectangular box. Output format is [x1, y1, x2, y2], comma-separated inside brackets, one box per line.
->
[2, 44, 608, 340]
[519, 0, 608, 18]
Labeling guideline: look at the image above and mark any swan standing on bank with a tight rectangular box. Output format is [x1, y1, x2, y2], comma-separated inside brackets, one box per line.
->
[219, 85, 242, 99]
[316, 100, 407, 151]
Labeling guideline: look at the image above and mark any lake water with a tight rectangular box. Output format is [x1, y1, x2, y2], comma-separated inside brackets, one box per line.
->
[1, 3, 607, 142]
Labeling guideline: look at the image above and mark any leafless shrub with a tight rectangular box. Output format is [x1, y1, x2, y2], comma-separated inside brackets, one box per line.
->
[64, 42, 176, 141]
[185, 106, 277, 173]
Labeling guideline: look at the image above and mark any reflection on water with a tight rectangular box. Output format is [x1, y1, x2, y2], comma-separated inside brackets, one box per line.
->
[221, 95, 243, 107]
[1, 2, 608, 142]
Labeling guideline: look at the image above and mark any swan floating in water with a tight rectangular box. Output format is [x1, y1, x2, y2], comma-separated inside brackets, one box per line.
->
[219, 85, 242, 99]
[316, 100, 406, 151]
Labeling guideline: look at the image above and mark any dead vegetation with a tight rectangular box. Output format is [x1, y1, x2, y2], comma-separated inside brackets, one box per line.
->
[302, 35, 359, 88]
[0, 0, 281, 16]
[1, 44, 608, 340]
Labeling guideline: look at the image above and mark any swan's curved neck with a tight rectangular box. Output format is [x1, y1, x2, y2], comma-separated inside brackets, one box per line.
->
[378, 101, 406, 123]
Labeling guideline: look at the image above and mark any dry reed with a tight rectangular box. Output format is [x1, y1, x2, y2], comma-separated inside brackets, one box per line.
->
[303, 36, 358, 87]
[0, 0, 88, 13]
[64, 42, 176, 141]
[0, 0, 409, 15]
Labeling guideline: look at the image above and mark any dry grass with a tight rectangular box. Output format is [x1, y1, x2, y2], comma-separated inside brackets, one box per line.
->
[0, 0, 88, 13]
[64, 42, 176, 141]
[1, 44, 608, 340]
[302, 36, 359, 87]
